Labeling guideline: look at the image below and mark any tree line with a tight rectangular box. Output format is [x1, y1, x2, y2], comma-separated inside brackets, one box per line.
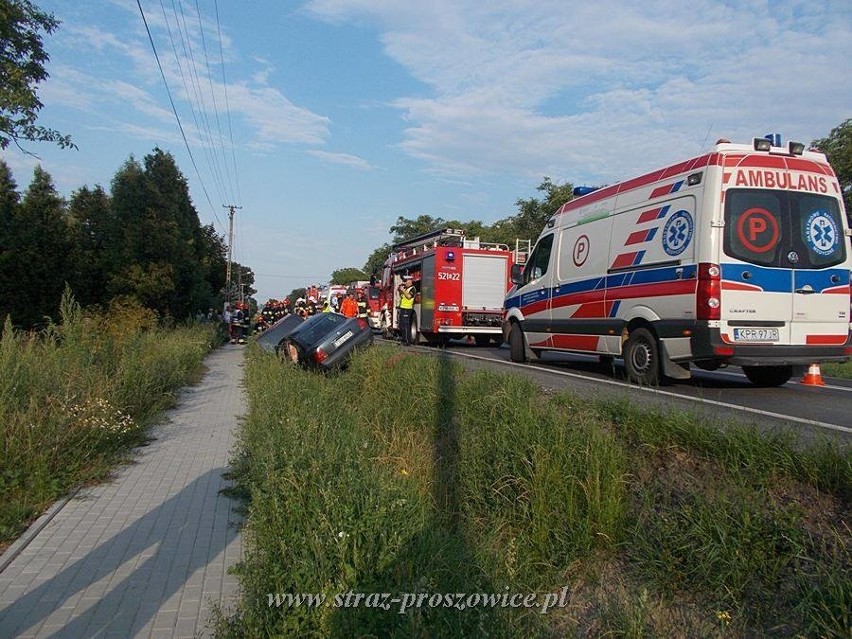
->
[0, 149, 252, 329]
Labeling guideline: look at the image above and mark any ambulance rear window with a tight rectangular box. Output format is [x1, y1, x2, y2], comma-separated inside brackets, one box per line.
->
[723, 190, 846, 269]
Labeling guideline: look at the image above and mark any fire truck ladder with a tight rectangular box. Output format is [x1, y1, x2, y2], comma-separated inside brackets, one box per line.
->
[392, 228, 466, 260]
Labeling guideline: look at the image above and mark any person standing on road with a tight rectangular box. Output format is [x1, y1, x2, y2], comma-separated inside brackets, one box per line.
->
[398, 275, 416, 345]
[340, 291, 359, 318]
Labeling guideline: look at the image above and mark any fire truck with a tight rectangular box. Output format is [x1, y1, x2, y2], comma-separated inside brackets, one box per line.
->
[379, 228, 527, 345]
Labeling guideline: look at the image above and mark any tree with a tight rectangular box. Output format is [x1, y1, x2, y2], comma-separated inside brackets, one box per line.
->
[330, 267, 367, 285]
[108, 149, 221, 319]
[0, 0, 74, 152]
[363, 242, 391, 280]
[812, 119, 852, 219]
[7, 165, 69, 326]
[389, 214, 449, 243]
[491, 177, 575, 245]
[67, 185, 114, 308]
[0, 159, 20, 322]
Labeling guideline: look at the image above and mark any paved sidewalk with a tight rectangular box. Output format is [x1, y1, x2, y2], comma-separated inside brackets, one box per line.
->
[0, 346, 247, 638]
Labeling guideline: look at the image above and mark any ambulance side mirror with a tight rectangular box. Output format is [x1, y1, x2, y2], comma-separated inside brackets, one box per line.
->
[511, 263, 524, 285]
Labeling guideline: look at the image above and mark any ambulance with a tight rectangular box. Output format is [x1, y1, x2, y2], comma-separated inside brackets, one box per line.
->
[503, 136, 852, 386]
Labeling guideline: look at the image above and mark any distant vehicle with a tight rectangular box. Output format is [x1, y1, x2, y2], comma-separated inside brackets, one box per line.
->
[505, 135, 852, 387]
[365, 284, 383, 331]
[280, 312, 373, 371]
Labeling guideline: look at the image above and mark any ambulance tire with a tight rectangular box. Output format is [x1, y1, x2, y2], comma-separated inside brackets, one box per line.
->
[509, 323, 526, 363]
[623, 328, 661, 386]
[474, 336, 490, 347]
[742, 365, 792, 387]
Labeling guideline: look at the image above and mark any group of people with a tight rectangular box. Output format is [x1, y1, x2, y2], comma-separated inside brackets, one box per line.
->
[222, 301, 250, 343]
[249, 287, 372, 334]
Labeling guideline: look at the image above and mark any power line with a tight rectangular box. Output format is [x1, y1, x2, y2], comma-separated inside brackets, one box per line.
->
[214, 0, 242, 205]
[136, 0, 222, 229]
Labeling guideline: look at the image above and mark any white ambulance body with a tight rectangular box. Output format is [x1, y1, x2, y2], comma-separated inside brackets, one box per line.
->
[504, 137, 852, 386]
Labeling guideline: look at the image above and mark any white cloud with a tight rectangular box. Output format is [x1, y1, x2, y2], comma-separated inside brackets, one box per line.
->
[307, 0, 852, 183]
[307, 150, 373, 170]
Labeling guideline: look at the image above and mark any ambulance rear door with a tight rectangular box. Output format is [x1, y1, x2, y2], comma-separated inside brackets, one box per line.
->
[720, 189, 850, 346]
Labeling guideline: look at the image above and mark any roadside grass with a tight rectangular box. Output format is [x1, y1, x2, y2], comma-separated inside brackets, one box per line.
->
[823, 359, 852, 379]
[220, 344, 850, 638]
[0, 291, 217, 546]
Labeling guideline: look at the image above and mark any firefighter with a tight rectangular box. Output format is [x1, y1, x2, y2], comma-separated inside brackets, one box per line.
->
[398, 275, 416, 345]
[355, 288, 368, 320]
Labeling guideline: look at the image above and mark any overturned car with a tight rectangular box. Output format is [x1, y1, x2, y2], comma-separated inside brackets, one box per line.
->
[256, 314, 304, 353]
[279, 312, 373, 370]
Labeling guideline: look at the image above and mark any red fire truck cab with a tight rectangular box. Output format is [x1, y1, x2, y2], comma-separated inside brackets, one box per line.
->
[379, 228, 526, 345]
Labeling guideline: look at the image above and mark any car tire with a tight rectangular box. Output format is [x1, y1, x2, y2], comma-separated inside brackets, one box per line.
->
[509, 322, 526, 363]
[742, 365, 793, 387]
[623, 327, 660, 385]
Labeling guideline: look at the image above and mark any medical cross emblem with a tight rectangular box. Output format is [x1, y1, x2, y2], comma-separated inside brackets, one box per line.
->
[662, 210, 693, 256]
[805, 211, 838, 257]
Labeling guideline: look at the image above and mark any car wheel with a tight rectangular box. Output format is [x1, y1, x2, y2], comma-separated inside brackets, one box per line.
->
[509, 322, 526, 363]
[623, 327, 660, 385]
[742, 365, 792, 387]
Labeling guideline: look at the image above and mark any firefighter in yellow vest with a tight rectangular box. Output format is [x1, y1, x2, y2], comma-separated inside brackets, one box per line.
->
[398, 275, 416, 345]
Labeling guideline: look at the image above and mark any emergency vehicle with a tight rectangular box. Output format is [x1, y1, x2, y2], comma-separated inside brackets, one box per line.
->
[504, 136, 852, 387]
[380, 228, 526, 345]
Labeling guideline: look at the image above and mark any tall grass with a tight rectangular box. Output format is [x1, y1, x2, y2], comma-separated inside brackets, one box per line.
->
[221, 345, 850, 638]
[0, 291, 216, 544]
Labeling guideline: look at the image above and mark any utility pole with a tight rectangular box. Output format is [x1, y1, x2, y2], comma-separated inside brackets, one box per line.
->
[223, 204, 242, 305]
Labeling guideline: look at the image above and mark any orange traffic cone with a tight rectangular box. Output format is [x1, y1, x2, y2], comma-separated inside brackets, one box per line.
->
[800, 363, 825, 386]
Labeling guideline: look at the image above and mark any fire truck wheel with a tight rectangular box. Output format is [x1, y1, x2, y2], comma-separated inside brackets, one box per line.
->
[509, 323, 526, 363]
[623, 327, 660, 386]
[742, 365, 792, 387]
[410, 314, 421, 345]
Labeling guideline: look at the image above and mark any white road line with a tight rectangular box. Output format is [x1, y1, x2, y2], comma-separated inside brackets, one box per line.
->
[447, 350, 852, 435]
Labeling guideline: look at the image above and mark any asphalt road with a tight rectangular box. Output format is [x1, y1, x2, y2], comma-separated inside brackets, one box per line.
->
[385, 337, 852, 449]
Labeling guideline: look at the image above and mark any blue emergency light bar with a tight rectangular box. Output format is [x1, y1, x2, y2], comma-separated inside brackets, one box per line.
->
[764, 133, 781, 147]
[572, 186, 600, 197]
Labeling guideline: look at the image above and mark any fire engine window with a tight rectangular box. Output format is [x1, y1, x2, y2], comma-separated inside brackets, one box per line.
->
[523, 233, 554, 284]
[724, 190, 846, 269]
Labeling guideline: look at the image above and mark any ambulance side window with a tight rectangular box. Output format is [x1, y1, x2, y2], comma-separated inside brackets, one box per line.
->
[523, 234, 554, 284]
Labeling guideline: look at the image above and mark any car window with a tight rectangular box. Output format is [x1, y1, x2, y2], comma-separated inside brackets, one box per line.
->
[291, 313, 346, 344]
[523, 233, 554, 284]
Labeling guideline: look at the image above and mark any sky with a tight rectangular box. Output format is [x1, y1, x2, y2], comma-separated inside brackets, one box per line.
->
[2, 0, 850, 304]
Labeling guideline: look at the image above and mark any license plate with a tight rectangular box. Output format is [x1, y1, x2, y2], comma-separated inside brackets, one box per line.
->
[732, 328, 779, 342]
[333, 330, 353, 347]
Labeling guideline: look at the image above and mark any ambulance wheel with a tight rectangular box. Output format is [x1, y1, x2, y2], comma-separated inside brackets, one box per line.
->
[623, 328, 660, 386]
[474, 336, 491, 347]
[509, 323, 526, 363]
[742, 365, 792, 387]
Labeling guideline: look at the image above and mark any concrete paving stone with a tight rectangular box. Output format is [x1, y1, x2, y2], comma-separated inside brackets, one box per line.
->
[0, 347, 246, 638]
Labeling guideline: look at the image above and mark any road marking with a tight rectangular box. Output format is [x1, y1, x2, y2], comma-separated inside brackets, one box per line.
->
[448, 350, 852, 435]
